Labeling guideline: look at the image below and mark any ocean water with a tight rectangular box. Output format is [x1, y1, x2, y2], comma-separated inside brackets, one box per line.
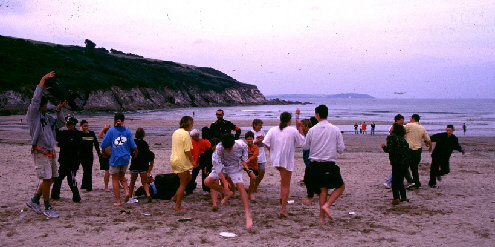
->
[89, 98, 495, 137]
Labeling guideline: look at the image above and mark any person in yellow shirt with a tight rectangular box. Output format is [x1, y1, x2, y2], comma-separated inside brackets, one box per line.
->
[404, 114, 432, 189]
[170, 116, 196, 211]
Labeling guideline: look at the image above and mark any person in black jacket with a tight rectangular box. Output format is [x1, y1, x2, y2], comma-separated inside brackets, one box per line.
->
[51, 117, 82, 202]
[128, 128, 153, 202]
[209, 109, 241, 140]
[428, 125, 464, 188]
[79, 120, 101, 192]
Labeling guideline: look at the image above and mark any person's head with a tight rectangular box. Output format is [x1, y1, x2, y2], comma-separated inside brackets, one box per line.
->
[394, 114, 404, 124]
[392, 123, 405, 137]
[66, 117, 78, 130]
[180, 116, 194, 130]
[315, 105, 328, 121]
[210, 138, 221, 152]
[301, 119, 312, 132]
[279, 112, 292, 130]
[310, 117, 318, 127]
[215, 109, 224, 120]
[252, 119, 263, 131]
[446, 124, 454, 136]
[190, 129, 201, 141]
[221, 133, 235, 152]
[39, 97, 49, 113]
[80, 120, 89, 132]
[245, 131, 255, 145]
[114, 113, 125, 127]
[135, 128, 145, 139]
[411, 114, 420, 122]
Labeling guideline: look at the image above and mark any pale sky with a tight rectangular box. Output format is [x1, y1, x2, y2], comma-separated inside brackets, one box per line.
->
[1, 0, 494, 98]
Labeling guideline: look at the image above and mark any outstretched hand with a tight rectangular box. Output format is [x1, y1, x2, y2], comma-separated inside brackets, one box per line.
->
[56, 100, 68, 111]
[40, 71, 55, 88]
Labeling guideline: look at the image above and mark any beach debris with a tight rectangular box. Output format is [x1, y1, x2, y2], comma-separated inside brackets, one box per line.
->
[349, 212, 356, 215]
[219, 232, 237, 238]
[141, 213, 152, 216]
[127, 198, 138, 204]
[287, 200, 295, 204]
[177, 218, 192, 222]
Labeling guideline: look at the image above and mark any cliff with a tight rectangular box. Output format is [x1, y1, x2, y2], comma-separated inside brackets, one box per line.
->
[0, 36, 295, 114]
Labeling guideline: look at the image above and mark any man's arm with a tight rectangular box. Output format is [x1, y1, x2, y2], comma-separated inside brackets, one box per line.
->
[92, 132, 102, 156]
[337, 131, 345, 154]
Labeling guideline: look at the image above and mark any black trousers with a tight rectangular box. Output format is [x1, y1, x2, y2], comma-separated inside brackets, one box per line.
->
[80, 157, 93, 191]
[429, 155, 450, 186]
[408, 148, 422, 187]
[391, 162, 407, 200]
[303, 167, 320, 198]
[51, 164, 81, 202]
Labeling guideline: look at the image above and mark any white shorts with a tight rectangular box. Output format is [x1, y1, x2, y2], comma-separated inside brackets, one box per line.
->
[208, 170, 244, 184]
[33, 152, 58, 179]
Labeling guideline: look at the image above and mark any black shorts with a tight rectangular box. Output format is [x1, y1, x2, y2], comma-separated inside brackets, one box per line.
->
[99, 156, 109, 171]
[307, 161, 344, 190]
[245, 168, 259, 178]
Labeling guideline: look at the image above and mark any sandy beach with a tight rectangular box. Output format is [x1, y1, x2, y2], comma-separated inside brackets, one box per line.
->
[0, 115, 494, 246]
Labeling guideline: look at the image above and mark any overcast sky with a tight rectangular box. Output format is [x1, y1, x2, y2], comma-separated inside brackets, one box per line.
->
[1, 1, 494, 98]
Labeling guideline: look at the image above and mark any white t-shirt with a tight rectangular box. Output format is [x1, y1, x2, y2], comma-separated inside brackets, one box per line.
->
[252, 129, 267, 163]
[263, 126, 305, 172]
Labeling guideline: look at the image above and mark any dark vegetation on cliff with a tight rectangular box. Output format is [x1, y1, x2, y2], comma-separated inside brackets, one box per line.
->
[1, 36, 300, 114]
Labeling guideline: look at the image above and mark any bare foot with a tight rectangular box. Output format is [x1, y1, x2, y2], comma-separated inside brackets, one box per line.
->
[249, 194, 256, 201]
[302, 198, 314, 203]
[114, 202, 121, 206]
[124, 195, 130, 203]
[212, 205, 218, 212]
[279, 211, 289, 218]
[171, 196, 177, 202]
[104, 188, 110, 192]
[174, 207, 186, 212]
[246, 218, 253, 229]
[319, 216, 325, 225]
[49, 198, 59, 203]
[321, 205, 334, 220]
[221, 191, 233, 205]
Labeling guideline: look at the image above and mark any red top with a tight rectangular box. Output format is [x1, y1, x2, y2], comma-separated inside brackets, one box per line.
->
[191, 138, 211, 165]
[247, 144, 259, 170]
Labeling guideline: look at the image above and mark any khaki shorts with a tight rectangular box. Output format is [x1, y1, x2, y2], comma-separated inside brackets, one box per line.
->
[109, 165, 129, 175]
[33, 152, 58, 179]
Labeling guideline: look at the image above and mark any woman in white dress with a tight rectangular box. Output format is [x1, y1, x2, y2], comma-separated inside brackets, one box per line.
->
[263, 110, 305, 217]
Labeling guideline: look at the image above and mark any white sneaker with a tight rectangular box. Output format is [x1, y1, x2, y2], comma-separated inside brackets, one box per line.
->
[126, 198, 138, 204]
[405, 182, 416, 189]
[383, 182, 391, 189]
[26, 200, 43, 214]
[43, 206, 59, 218]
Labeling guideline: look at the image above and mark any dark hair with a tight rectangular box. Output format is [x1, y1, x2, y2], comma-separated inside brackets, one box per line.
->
[179, 116, 193, 128]
[114, 113, 125, 122]
[245, 131, 254, 139]
[216, 109, 224, 114]
[412, 114, 420, 122]
[315, 105, 328, 119]
[80, 120, 88, 126]
[310, 117, 318, 127]
[135, 128, 145, 139]
[394, 114, 404, 122]
[252, 119, 263, 127]
[40, 97, 49, 108]
[447, 124, 454, 130]
[392, 123, 405, 137]
[301, 119, 312, 128]
[279, 112, 292, 130]
[210, 138, 221, 147]
[221, 133, 235, 149]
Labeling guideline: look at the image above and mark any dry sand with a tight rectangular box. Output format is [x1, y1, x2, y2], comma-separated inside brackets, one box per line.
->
[0, 115, 494, 246]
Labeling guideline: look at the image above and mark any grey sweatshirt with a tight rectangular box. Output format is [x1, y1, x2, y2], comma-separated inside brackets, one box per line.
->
[27, 85, 65, 150]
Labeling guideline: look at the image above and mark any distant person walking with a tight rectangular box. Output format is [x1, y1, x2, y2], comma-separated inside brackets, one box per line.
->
[462, 123, 466, 136]
[428, 125, 464, 188]
[362, 122, 367, 135]
[354, 123, 358, 134]
[371, 122, 376, 136]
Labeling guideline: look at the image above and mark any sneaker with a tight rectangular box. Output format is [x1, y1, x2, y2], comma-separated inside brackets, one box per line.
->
[26, 200, 43, 214]
[392, 199, 400, 205]
[43, 206, 59, 218]
[383, 182, 391, 189]
[126, 198, 138, 204]
[405, 182, 415, 189]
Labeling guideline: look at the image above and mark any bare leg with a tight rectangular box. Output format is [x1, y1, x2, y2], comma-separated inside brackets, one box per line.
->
[254, 169, 265, 193]
[174, 171, 191, 211]
[227, 177, 236, 197]
[248, 177, 256, 201]
[205, 177, 233, 206]
[138, 173, 152, 202]
[119, 171, 129, 203]
[127, 173, 138, 201]
[104, 170, 110, 191]
[38, 179, 53, 202]
[236, 182, 253, 229]
[320, 185, 345, 225]
[111, 173, 121, 206]
[277, 167, 292, 217]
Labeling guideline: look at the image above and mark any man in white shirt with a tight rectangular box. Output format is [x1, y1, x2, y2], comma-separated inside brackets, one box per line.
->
[303, 105, 345, 225]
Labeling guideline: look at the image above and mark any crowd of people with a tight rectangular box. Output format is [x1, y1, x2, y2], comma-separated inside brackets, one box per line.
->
[25, 71, 465, 229]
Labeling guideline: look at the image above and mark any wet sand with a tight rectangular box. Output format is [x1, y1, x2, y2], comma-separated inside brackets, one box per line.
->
[0, 115, 494, 246]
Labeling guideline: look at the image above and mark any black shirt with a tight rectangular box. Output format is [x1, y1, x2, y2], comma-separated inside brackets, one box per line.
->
[209, 119, 241, 139]
[56, 129, 82, 169]
[80, 131, 101, 159]
[431, 132, 463, 158]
